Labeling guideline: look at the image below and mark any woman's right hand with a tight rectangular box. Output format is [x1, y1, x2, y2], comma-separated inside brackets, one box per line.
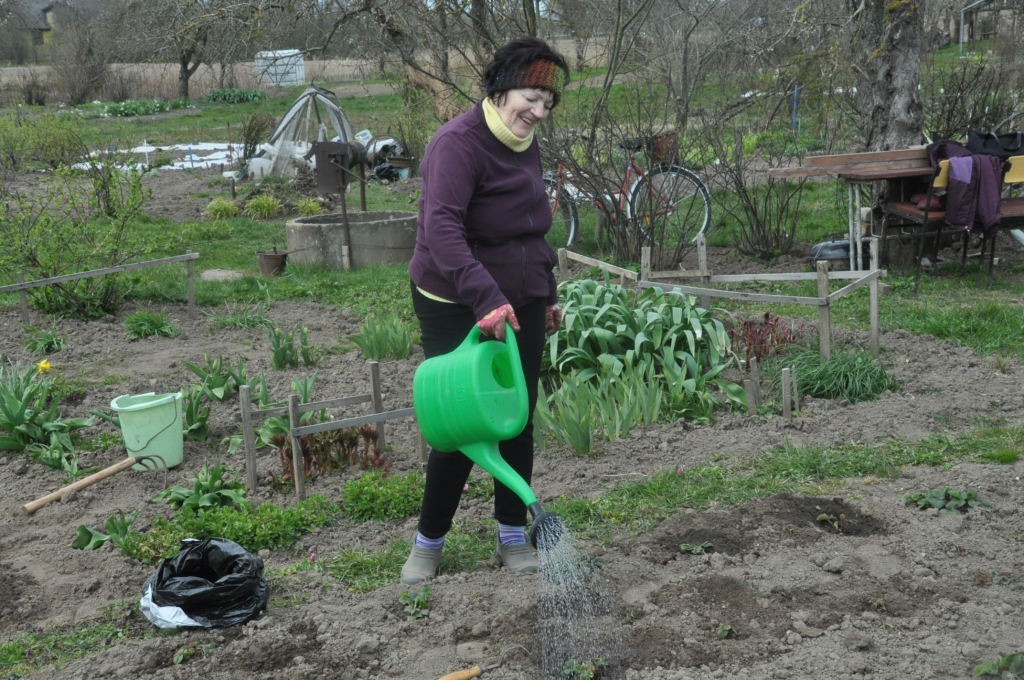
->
[477, 304, 520, 341]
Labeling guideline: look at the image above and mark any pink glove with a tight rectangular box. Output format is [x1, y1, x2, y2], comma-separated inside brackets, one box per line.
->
[545, 304, 563, 336]
[477, 304, 520, 341]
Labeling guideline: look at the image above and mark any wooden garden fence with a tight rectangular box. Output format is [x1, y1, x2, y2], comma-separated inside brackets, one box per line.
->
[0, 252, 200, 323]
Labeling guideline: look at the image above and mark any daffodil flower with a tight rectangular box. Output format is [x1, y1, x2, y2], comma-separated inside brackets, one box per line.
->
[36, 359, 51, 373]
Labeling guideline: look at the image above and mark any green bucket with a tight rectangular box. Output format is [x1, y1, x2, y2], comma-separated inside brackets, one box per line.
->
[110, 392, 183, 470]
[413, 324, 535, 506]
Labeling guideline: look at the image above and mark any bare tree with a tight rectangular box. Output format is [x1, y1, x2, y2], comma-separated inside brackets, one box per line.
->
[845, 0, 924, 151]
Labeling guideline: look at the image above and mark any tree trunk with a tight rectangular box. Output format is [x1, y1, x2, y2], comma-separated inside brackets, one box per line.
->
[847, 0, 924, 152]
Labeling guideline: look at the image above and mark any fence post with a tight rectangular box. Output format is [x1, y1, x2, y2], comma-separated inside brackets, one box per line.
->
[186, 253, 196, 319]
[817, 260, 832, 362]
[369, 360, 386, 454]
[697, 233, 710, 310]
[17, 274, 29, 324]
[640, 247, 651, 282]
[782, 368, 792, 421]
[239, 385, 259, 492]
[288, 394, 306, 502]
[744, 379, 757, 415]
[869, 238, 880, 358]
[558, 248, 568, 281]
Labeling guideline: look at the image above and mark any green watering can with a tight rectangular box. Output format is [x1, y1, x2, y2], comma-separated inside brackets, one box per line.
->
[413, 323, 562, 548]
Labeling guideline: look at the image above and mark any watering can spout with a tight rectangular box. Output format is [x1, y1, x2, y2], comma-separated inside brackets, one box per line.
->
[528, 502, 564, 549]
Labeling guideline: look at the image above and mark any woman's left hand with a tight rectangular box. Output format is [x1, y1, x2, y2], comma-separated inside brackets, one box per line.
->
[545, 304, 563, 336]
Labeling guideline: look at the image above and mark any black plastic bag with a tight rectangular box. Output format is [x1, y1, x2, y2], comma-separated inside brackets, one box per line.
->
[966, 129, 1023, 160]
[370, 162, 401, 182]
[142, 538, 267, 628]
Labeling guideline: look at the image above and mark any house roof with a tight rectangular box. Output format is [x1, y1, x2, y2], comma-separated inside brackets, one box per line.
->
[6, 0, 54, 31]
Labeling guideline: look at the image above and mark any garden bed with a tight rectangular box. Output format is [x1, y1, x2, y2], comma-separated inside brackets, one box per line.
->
[2, 294, 1024, 679]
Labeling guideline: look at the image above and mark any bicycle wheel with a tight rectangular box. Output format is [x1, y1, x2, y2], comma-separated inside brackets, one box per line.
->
[629, 165, 711, 247]
[544, 176, 579, 248]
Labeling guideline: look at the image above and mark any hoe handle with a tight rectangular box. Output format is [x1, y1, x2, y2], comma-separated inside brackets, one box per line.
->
[437, 666, 482, 680]
[22, 457, 140, 514]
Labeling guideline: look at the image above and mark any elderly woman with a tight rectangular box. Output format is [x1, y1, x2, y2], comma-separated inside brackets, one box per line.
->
[402, 37, 570, 585]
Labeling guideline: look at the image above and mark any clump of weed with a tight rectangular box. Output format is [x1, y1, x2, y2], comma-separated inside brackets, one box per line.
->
[23, 323, 66, 354]
[979, 448, 1020, 464]
[124, 311, 179, 340]
[295, 198, 322, 216]
[244, 195, 283, 219]
[205, 89, 267, 104]
[349, 313, 415, 360]
[974, 652, 1024, 679]
[341, 471, 424, 521]
[204, 198, 239, 220]
[777, 347, 897, 404]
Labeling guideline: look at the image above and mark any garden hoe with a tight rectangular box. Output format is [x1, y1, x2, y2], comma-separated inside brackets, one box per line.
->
[437, 644, 527, 680]
[413, 323, 564, 548]
[22, 454, 168, 514]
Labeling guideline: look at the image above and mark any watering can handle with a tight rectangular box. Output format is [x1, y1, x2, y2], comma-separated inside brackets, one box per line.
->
[459, 323, 527, 416]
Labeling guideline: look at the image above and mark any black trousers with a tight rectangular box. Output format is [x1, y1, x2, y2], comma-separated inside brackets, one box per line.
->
[411, 283, 546, 539]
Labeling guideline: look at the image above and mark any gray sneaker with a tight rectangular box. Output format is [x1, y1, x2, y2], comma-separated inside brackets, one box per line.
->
[400, 545, 443, 586]
[495, 539, 539, 573]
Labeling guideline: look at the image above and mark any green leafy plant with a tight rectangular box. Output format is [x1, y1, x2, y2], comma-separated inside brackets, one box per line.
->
[349, 314, 414, 360]
[181, 384, 210, 441]
[120, 495, 339, 564]
[716, 624, 735, 639]
[679, 541, 713, 555]
[341, 471, 425, 521]
[72, 510, 140, 550]
[203, 198, 239, 220]
[0, 363, 93, 453]
[295, 198, 322, 216]
[181, 353, 236, 402]
[124, 311, 179, 340]
[243, 195, 283, 219]
[979, 448, 1020, 464]
[298, 326, 319, 367]
[904, 487, 990, 515]
[205, 88, 267, 104]
[974, 652, 1024, 679]
[559, 657, 607, 680]
[226, 356, 268, 402]
[777, 347, 898, 404]
[268, 326, 299, 370]
[399, 586, 431, 621]
[172, 642, 215, 665]
[23, 323, 66, 354]
[816, 512, 856, 533]
[152, 461, 248, 512]
[206, 302, 273, 330]
[104, 98, 184, 117]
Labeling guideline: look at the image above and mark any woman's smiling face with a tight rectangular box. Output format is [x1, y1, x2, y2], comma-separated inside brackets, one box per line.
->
[494, 88, 554, 137]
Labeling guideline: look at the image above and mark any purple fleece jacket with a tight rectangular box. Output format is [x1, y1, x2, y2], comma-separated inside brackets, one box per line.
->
[408, 100, 558, 319]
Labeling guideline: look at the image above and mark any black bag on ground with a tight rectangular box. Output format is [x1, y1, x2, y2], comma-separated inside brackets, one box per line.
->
[966, 129, 1024, 160]
[144, 538, 267, 628]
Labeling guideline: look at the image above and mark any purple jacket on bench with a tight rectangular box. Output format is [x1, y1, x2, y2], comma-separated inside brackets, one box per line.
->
[930, 141, 1002, 236]
[409, 100, 558, 320]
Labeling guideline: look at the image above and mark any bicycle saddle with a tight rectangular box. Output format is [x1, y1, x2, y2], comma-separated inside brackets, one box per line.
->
[619, 137, 645, 151]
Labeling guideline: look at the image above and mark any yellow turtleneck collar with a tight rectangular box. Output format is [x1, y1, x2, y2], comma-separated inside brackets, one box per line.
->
[482, 97, 534, 152]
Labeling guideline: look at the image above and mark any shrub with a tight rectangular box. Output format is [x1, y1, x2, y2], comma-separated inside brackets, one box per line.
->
[244, 195, 283, 219]
[240, 112, 277, 161]
[349, 314, 414, 360]
[30, 114, 87, 169]
[206, 88, 267, 104]
[204, 198, 239, 220]
[0, 114, 31, 178]
[120, 495, 340, 564]
[295, 198, 322, 216]
[341, 471, 425, 521]
[124, 311, 179, 340]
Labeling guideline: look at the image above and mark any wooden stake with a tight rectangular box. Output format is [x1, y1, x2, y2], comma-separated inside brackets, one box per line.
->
[869, 238, 880, 358]
[782, 368, 792, 420]
[640, 246, 651, 282]
[558, 248, 568, 281]
[816, 260, 832, 362]
[341, 245, 351, 270]
[697, 233, 710, 310]
[790, 368, 799, 412]
[239, 385, 258, 493]
[369, 360, 386, 454]
[186, 253, 196, 319]
[749, 357, 762, 405]
[230, 178, 236, 199]
[17, 273, 29, 323]
[359, 162, 367, 211]
[288, 394, 306, 502]
[744, 380, 757, 415]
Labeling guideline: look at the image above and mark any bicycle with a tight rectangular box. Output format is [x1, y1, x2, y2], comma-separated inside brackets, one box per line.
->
[544, 135, 712, 251]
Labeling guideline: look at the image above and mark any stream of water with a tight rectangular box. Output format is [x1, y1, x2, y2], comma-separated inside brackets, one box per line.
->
[536, 520, 626, 678]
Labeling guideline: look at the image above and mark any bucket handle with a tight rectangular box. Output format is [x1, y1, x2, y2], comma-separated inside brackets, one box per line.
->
[124, 396, 181, 455]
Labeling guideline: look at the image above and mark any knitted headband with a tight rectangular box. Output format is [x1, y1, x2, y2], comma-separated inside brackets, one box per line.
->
[486, 59, 566, 106]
